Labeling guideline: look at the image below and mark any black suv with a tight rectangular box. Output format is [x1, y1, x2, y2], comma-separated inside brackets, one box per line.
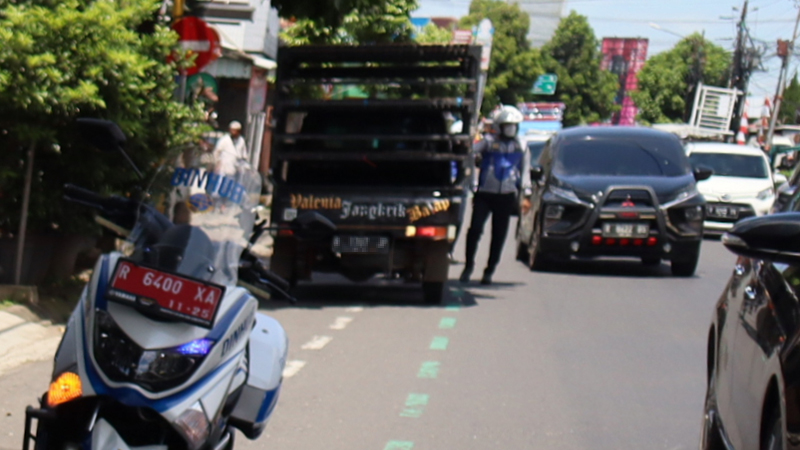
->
[516, 127, 711, 276]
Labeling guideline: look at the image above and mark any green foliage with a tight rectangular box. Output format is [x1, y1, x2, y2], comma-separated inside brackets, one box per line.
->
[415, 23, 453, 45]
[632, 33, 730, 124]
[0, 0, 206, 236]
[460, 0, 543, 114]
[540, 11, 618, 126]
[780, 75, 800, 125]
[281, 0, 417, 45]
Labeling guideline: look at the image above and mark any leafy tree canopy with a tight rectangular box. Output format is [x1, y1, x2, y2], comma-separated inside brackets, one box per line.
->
[780, 75, 800, 125]
[632, 33, 730, 124]
[415, 23, 453, 45]
[539, 11, 618, 126]
[0, 0, 205, 236]
[281, 0, 417, 45]
[460, 0, 543, 114]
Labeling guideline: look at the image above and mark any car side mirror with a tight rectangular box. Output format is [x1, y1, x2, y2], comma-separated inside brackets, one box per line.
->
[722, 213, 800, 264]
[774, 173, 789, 186]
[530, 165, 544, 182]
[693, 165, 713, 182]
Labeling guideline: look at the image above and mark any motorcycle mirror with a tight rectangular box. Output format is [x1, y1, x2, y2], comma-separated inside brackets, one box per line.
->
[77, 118, 143, 179]
[292, 212, 336, 238]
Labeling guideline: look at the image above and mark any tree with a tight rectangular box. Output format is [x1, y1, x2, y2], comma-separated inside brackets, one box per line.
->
[281, 0, 417, 45]
[0, 0, 205, 237]
[540, 11, 618, 126]
[780, 75, 800, 125]
[415, 23, 453, 45]
[460, 0, 544, 114]
[632, 33, 730, 124]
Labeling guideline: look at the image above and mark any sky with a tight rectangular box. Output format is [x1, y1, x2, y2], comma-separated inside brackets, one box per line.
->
[413, 0, 800, 118]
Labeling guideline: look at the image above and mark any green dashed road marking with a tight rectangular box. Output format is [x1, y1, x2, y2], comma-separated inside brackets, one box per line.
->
[439, 317, 457, 329]
[445, 305, 461, 311]
[384, 442, 414, 450]
[418, 361, 440, 379]
[430, 336, 449, 350]
[400, 393, 429, 418]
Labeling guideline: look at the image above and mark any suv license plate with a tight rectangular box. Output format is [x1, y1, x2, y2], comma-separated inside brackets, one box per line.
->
[332, 235, 390, 254]
[602, 223, 649, 238]
[707, 205, 738, 219]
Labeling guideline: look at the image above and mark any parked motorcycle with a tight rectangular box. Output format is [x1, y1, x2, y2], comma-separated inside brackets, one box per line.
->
[23, 119, 332, 450]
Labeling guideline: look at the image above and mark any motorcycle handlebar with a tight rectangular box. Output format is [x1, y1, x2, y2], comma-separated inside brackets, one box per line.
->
[63, 183, 106, 208]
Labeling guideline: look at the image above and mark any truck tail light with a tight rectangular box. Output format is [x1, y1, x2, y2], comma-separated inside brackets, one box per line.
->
[406, 226, 448, 239]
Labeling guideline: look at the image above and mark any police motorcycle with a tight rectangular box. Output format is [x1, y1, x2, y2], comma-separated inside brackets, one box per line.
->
[23, 119, 332, 450]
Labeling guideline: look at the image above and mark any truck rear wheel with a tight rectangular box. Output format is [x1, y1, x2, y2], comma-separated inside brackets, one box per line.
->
[422, 241, 450, 305]
[423, 282, 445, 304]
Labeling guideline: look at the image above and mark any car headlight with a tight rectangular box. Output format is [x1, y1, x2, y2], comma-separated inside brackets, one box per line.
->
[546, 185, 582, 203]
[684, 205, 704, 221]
[665, 185, 700, 205]
[94, 310, 214, 392]
[544, 204, 564, 220]
[756, 187, 774, 200]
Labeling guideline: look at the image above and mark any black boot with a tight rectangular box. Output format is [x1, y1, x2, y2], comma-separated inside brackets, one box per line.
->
[480, 268, 493, 285]
[459, 265, 473, 283]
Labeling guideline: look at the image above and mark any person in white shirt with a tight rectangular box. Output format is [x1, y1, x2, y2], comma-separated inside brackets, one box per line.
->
[214, 121, 248, 175]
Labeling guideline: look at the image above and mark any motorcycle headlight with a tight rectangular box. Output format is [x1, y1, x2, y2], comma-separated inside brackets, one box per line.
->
[756, 187, 774, 200]
[94, 310, 214, 392]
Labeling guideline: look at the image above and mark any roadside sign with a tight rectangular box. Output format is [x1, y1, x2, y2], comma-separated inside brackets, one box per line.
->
[172, 17, 221, 76]
[473, 19, 493, 72]
[532, 74, 558, 95]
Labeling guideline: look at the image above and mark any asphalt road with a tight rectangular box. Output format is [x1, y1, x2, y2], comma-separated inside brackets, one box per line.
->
[0, 226, 735, 450]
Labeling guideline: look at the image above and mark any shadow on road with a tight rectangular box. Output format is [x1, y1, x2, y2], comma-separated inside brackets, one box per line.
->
[258, 279, 489, 311]
[523, 259, 675, 278]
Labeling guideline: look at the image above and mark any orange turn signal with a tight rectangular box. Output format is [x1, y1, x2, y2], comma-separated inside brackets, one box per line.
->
[47, 372, 82, 407]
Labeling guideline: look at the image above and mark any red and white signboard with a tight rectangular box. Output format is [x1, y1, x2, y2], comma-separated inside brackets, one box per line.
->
[107, 259, 225, 328]
[171, 17, 221, 76]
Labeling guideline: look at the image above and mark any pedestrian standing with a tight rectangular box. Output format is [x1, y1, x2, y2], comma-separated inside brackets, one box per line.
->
[214, 121, 248, 176]
[460, 105, 531, 285]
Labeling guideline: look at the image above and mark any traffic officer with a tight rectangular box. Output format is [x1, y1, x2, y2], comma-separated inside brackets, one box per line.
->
[460, 105, 531, 285]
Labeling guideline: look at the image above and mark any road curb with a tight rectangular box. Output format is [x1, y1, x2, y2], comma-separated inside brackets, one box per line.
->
[0, 308, 63, 377]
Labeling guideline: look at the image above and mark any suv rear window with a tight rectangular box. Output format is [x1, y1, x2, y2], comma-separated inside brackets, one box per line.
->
[554, 138, 691, 177]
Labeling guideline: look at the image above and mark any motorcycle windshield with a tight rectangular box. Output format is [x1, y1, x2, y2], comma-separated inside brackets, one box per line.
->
[127, 163, 262, 287]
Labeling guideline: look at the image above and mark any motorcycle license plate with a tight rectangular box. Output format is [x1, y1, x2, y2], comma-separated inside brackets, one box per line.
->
[107, 259, 225, 328]
[602, 222, 650, 238]
[332, 235, 390, 254]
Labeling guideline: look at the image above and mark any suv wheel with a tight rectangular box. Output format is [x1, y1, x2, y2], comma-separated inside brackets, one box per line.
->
[671, 250, 700, 277]
[528, 226, 547, 271]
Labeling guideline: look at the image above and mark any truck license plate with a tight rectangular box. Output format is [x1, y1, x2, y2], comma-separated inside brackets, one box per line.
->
[602, 222, 649, 238]
[332, 235, 390, 254]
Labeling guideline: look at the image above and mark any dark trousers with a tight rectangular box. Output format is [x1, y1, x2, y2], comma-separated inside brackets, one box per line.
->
[464, 192, 516, 273]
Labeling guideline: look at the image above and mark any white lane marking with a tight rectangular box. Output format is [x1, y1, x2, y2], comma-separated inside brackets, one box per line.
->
[301, 335, 333, 350]
[345, 306, 364, 313]
[282, 360, 306, 378]
[329, 316, 353, 330]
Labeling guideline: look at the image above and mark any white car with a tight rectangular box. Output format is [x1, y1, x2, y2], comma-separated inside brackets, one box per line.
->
[686, 142, 775, 233]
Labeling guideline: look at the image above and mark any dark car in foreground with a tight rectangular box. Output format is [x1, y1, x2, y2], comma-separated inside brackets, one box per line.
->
[701, 213, 800, 450]
[516, 127, 711, 276]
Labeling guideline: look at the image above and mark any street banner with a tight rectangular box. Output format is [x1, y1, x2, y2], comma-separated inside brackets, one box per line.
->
[600, 38, 648, 125]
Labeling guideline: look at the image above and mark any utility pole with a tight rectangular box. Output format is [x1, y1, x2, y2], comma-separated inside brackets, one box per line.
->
[765, 6, 800, 151]
[730, 0, 749, 138]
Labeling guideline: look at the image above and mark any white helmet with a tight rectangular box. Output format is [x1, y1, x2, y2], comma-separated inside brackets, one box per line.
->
[492, 105, 524, 125]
